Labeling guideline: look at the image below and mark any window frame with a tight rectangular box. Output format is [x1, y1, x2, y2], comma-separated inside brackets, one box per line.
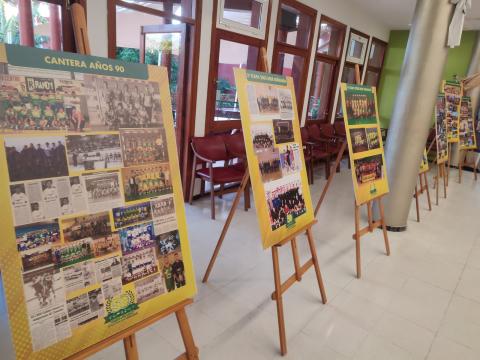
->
[271, 0, 317, 120]
[216, 0, 269, 40]
[205, 0, 272, 133]
[306, 15, 346, 124]
[365, 37, 388, 88]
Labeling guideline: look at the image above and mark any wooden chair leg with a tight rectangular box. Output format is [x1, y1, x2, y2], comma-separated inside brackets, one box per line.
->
[310, 159, 315, 184]
[219, 184, 224, 199]
[188, 156, 197, 205]
[210, 184, 215, 220]
[272, 246, 287, 355]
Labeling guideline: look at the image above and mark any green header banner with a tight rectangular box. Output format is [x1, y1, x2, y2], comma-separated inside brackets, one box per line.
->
[5, 44, 148, 79]
[246, 69, 287, 86]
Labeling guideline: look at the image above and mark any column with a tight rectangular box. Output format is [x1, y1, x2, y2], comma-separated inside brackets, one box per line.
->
[382, 0, 454, 230]
[18, 0, 34, 47]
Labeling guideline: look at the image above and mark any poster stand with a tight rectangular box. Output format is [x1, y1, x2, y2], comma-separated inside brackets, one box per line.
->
[414, 170, 432, 222]
[434, 162, 448, 205]
[202, 47, 327, 356]
[68, 4, 198, 360]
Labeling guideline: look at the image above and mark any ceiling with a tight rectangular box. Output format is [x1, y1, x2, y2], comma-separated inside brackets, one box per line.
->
[348, 0, 480, 30]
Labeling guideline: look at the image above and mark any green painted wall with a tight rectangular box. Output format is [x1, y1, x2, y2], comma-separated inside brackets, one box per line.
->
[377, 30, 478, 128]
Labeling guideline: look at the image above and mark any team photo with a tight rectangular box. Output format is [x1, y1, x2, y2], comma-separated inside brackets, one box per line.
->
[122, 163, 172, 202]
[119, 128, 168, 167]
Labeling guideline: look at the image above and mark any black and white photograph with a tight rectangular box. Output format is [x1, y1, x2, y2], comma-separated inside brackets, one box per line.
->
[95, 255, 122, 282]
[10, 183, 32, 226]
[121, 247, 159, 285]
[22, 266, 66, 314]
[119, 128, 168, 167]
[83, 171, 123, 212]
[156, 229, 181, 256]
[247, 83, 280, 119]
[151, 195, 177, 234]
[66, 134, 123, 172]
[87, 75, 163, 130]
[4, 135, 68, 182]
[62, 260, 96, 293]
[135, 274, 165, 304]
[278, 88, 293, 117]
[101, 277, 123, 299]
[273, 119, 294, 144]
[251, 124, 274, 153]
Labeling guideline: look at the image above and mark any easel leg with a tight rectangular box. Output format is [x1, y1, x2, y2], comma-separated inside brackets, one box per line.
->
[419, 173, 424, 193]
[354, 202, 361, 278]
[176, 308, 199, 360]
[458, 149, 463, 184]
[435, 166, 439, 206]
[272, 246, 287, 356]
[424, 173, 432, 211]
[367, 201, 373, 231]
[414, 185, 420, 222]
[447, 143, 451, 186]
[306, 228, 327, 304]
[378, 197, 391, 256]
[290, 238, 302, 281]
[442, 164, 447, 198]
[202, 172, 250, 283]
[123, 335, 139, 360]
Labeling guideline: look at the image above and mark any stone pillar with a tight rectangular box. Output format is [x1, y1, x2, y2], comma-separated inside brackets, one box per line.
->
[383, 0, 454, 230]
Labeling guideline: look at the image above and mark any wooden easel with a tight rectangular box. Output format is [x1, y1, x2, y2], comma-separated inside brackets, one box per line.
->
[414, 170, 432, 222]
[434, 162, 448, 205]
[202, 47, 327, 356]
[70, 4, 198, 360]
[446, 142, 452, 186]
[458, 149, 478, 183]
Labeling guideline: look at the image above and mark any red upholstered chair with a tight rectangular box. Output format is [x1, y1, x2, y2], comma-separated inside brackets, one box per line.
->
[223, 132, 250, 210]
[189, 135, 244, 219]
[301, 127, 331, 183]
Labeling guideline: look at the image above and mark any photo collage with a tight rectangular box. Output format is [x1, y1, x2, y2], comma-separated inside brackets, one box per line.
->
[340, 83, 388, 204]
[459, 96, 477, 150]
[0, 69, 163, 132]
[2, 66, 185, 352]
[443, 80, 462, 142]
[435, 94, 449, 163]
[247, 83, 306, 231]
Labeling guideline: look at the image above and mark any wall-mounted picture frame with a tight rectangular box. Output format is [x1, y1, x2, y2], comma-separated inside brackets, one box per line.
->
[217, 0, 269, 39]
[346, 31, 369, 65]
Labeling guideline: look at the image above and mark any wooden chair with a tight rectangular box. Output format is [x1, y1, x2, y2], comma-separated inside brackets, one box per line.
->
[301, 127, 331, 183]
[308, 123, 344, 172]
[189, 135, 245, 219]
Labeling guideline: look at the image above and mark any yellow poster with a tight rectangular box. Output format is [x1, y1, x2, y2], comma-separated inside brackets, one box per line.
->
[419, 149, 429, 173]
[234, 69, 314, 249]
[443, 80, 462, 143]
[340, 83, 389, 205]
[435, 94, 449, 164]
[0, 44, 196, 360]
[459, 96, 477, 150]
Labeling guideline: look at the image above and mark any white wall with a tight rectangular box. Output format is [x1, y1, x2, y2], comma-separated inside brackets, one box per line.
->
[87, 0, 108, 58]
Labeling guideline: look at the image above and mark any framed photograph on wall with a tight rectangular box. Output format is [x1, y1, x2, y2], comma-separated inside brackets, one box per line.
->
[346, 31, 369, 65]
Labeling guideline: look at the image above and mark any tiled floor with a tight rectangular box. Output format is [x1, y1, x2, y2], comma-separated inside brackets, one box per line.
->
[1, 165, 480, 359]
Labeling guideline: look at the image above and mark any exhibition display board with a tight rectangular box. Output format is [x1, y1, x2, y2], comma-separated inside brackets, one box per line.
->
[233, 69, 314, 249]
[459, 96, 477, 150]
[0, 44, 196, 360]
[435, 94, 449, 164]
[443, 80, 462, 143]
[420, 149, 429, 173]
[339, 83, 389, 205]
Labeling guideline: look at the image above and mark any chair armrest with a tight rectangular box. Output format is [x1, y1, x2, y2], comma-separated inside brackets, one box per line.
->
[190, 143, 216, 164]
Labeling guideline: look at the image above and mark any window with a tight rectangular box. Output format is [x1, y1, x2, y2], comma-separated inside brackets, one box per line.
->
[272, 0, 316, 119]
[307, 16, 346, 122]
[364, 37, 387, 88]
[0, 0, 81, 52]
[206, 0, 271, 132]
[217, 0, 269, 39]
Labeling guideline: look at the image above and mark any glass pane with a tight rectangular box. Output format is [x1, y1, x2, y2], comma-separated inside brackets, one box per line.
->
[341, 64, 357, 84]
[277, 4, 312, 49]
[222, 0, 263, 29]
[275, 52, 305, 103]
[121, 0, 194, 19]
[365, 70, 380, 87]
[307, 60, 334, 121]
[0, 1, 20, 45]
[145, 32, 181, 125]
[32, 1, 63, 50]
[318, 21, 344, 58]
[215, 40, 259, 121]
[369, 41, 386, 68]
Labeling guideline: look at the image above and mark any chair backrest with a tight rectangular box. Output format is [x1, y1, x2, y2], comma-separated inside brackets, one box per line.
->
[333, 121, 346, 136]
[300, 127, 310, 143]
[319, 123, 335, 137]
[307, 123, 322, 139]
[223, 133, 246, 158]
[191, 135, 228, 161]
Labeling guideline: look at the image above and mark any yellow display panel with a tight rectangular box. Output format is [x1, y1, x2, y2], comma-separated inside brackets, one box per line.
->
[419, 149, 429, 173]
[443, 80, 462, 143]
[0, 44, 196, 360]
[234, 69, 314, 249]
[435, 94, 449, 164]
[459, 96, 477, 150]
[340, 83, 389, 206]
